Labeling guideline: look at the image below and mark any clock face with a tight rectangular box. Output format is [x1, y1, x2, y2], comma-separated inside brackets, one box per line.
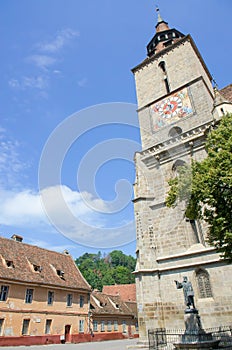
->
[150, 87, 193, 131]
[158, 96, 182, 119]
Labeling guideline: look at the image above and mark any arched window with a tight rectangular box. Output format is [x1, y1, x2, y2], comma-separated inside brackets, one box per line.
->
[196, 269, 213, 298]
[172, 159, 186, 173]
[169, 126, 182, 138]
[158, 61, 166, 73]
[158, 61, 170, 93]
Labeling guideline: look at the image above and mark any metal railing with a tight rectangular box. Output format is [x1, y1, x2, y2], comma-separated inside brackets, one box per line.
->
[148, 326, 232, 349]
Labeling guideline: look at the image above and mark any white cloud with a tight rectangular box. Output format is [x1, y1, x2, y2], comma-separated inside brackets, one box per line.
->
[0, 185, 106, 228]
[0, 189, 46, 226]
[0, 133, 28, 188]
[37, 28, 79, 53]
[0, 185, 135, 248]
[8, 75, 48, 90]
[8, 79, 20, 89]
[27, 55, 57, 70]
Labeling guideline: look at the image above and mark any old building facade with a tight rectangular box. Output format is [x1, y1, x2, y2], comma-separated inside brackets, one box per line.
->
[0, 236, 139, 346]
[90, 290, 138, 340]
[132, 10, 232, 343]
[0, 235, 91, 346]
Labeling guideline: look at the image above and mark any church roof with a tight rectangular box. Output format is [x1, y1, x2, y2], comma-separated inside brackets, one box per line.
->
[220, 84, 232, 103]
[0, 235, 91, 291]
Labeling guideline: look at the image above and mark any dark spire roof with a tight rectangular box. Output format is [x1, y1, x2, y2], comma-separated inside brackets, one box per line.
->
[146, 7, 185, 57]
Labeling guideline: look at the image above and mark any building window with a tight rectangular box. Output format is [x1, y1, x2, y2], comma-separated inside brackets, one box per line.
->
[5, 260, 14, 268]
[0, 319, 4, 335]
[107, 321, 112, 332]
[196, 269, 213, 298]
[122, 320, 127, 333]
[67, 294, 73, 307]
[172, 159, 186, 174]
[0, 286, 9, 302]
[169, 126, 182, 138]
[79, 319, 84, 333]
[25, 289, 33, 304]
[101, 321, 105, 332]
[47, 291, 54, 305]
[114, 320, 118, 331]
[33, 264, 42, 272]
[45, 319, 52, 334]
[22, 319, 30, 335]
[93, 320, 98, 332]
[56, 269, 65, 279]
[158, 60, 170, 93]
[80, 295, 84, 307]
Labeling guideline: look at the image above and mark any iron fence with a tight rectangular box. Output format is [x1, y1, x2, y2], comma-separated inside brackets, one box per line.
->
[148, 326, 232, 349]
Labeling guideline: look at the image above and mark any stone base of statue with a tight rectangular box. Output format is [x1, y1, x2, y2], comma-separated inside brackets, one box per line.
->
[174, 309, 220, 350]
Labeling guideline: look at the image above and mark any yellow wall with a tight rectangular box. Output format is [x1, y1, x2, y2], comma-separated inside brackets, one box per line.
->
[0, 282, 90, 337]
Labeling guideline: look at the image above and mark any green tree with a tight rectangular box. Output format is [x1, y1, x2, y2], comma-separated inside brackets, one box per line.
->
[75, 250, 136, 290]
[166, 113, 232, 261]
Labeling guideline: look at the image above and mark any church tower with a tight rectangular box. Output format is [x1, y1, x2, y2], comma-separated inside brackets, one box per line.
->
[132, 8, 232, 343]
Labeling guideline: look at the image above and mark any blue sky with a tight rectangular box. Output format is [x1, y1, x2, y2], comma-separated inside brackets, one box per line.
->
[0, 0, 231, 259]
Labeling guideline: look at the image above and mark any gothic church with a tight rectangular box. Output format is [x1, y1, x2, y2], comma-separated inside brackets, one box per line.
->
[132, 9, 232, 343]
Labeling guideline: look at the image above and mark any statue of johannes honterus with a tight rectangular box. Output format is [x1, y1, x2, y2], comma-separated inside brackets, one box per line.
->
[174, 276, 196, 309]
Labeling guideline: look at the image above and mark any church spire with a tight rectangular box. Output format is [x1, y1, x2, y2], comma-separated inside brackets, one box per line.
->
[155, 7, 169, 32]
[146, 6, 185, 57]
[156, 6, 164, 23]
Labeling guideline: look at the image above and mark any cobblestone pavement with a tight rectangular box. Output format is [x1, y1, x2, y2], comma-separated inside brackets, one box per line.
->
[0, 338, 149, 350]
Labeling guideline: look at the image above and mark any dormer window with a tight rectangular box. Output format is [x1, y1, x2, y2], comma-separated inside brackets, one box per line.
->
[33, 264, 42, 273]
[92, 295, 103, 308]
[108, 297, 120, 309]
[6, 260, 14, 268]
[57, 269, 65, 279]
[27, 259, 42, 273]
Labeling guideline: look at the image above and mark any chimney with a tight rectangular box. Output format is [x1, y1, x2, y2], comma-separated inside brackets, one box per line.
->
[11, 234, 23, 242]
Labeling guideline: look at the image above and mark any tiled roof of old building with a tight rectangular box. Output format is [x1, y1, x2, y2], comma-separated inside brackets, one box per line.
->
[0, 236, 91, 291]
[125, 301, 137, 316]
[220, 84, 232, 102]
[90, 290, 137, 317]
[102, 284, 136, 302]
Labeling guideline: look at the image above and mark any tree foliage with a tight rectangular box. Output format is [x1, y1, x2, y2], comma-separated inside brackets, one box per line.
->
[75, 250, 136, 290]
[166, 113, 232, 262]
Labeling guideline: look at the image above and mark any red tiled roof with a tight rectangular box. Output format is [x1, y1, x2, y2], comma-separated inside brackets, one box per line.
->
[0, 236, 91, 291]
[90, 290, 136, 317]
[102, 284, 136, 302]
[220, 84, 232, 102]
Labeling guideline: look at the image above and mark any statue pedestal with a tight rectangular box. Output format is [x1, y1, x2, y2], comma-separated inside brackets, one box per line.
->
[184, 309, 202, 334]
[174, 309, 220, 349]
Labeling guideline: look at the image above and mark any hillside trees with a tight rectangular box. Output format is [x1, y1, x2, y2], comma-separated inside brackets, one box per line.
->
[75, 250, 136, 290]
[166, 113, 232, 261]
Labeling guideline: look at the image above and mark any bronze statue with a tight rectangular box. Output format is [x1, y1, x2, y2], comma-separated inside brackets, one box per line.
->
[174, 276, 196, 309]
